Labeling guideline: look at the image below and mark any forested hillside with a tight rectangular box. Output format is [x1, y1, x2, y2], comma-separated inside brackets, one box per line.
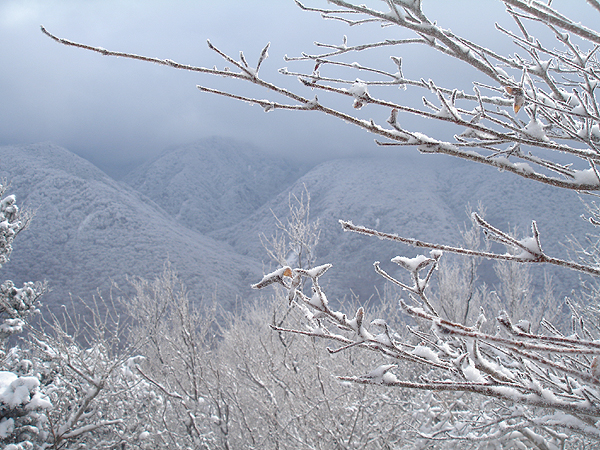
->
[0, 142, 261, 310]
[0, 139, 586, 310]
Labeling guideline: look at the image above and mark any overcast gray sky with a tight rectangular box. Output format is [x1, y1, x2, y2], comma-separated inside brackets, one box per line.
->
[0, 1, 594, 177]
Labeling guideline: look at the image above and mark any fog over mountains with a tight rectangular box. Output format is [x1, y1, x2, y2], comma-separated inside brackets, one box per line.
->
[0, 139, 589, 311]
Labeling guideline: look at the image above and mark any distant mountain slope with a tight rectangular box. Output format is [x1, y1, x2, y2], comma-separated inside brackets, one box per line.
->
[208, 154, 589, 302]
[0, 143, 262, 310]
[123, 137, 305, 234]
[0, 141, 589, 314]
[208, 156, 459, 297]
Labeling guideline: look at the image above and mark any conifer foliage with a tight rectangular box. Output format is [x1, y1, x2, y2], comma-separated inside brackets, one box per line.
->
[0, 185, 46, 449]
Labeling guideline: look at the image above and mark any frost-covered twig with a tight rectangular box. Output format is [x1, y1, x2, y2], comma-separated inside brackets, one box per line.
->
[254, 255, 600, 445]
[42, 0, 600, 192]
[340, 219, 600, 277]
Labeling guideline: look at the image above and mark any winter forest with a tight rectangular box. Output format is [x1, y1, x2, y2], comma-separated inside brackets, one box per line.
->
[3, 0, 600, 448]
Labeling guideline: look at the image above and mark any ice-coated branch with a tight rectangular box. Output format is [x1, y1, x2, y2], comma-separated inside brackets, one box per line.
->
[251, 182, 600, 444]
[337, 374, 600, 418]
[374, 251, 441, 316]
[587, 0, 600, 14]
[59, 419, 123, 440]
[254, 256, 600, 445]
[42, 1, 600, 193]
[40, 26, 237, 78]
[339, 219, 600, 277]
[135, 365, 185, 400]
[259, 265, 456, 371]
[403, 302, 600, 357]
[502, 0, 600, 45]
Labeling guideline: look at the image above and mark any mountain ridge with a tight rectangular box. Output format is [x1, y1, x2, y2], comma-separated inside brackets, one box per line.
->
[123, 136, 307, 234]
[0, 140, 590, 312]
[207, 153, 587, 301]
[0, 142, 264, 311]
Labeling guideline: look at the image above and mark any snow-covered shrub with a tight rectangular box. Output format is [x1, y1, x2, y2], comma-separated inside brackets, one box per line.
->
[123, 266, 420, 449]
[122, 269, 224, 449]
[0, 185, 47, 449]
[0, 189, 42, 345]
[0, 181, 145, 449]
[27, 294, 146, 449]
[119, 195, 422, 449]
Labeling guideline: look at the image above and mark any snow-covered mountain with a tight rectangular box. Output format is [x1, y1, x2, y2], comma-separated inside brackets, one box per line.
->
[123, 137, 305, 234]
[209, 153, 588, 302]
[0, 140, 589, 312]
[0, 143, 264, 311]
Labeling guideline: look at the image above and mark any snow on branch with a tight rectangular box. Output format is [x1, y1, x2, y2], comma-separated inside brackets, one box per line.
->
[340, 218, 600, 277]
[253, 182, 600, 445]
[42, 0, 600, 192]
[254, 248, 600, 444]
[502, 0, 600, 45]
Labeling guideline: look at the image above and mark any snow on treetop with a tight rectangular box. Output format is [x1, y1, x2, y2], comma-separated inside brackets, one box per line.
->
[0, 372, 17, 393]
[0, 371, 50, 410]
[0, 195, 17, 213]
[0, 318, 25, 337]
